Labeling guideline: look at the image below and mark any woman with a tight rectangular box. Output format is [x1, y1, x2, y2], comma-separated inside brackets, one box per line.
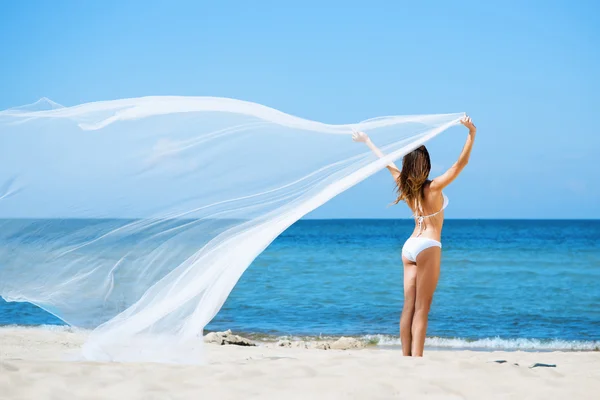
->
[353, 116, 476, 356]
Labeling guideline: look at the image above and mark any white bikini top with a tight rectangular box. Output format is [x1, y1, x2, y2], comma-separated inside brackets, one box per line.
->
[414, 193, 449, 236]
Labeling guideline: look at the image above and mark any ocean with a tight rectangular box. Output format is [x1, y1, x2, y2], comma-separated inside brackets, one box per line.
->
[1, 219, 599, 351]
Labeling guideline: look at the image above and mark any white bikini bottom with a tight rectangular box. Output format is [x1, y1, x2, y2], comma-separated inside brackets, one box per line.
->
[402, 237, 442, 262]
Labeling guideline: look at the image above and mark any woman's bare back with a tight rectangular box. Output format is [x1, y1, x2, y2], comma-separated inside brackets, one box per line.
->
[408, 183, 446, 241]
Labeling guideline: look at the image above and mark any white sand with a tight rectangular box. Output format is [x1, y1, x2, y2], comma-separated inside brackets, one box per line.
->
[1, 328, 599, 399]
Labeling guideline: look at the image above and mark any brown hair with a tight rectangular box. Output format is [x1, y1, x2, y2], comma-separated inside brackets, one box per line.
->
[393, 145, 431, 213]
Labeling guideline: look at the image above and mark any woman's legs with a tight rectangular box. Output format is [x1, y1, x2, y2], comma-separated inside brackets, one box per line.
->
[411, 246, 441, 357]
[400, 258, 417, 356]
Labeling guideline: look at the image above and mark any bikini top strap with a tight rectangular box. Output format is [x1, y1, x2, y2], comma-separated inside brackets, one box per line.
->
[414, 193, 449, 219]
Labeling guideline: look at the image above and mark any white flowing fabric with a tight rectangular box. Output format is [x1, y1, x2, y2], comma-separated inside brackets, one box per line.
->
[0, 96, 462, 363]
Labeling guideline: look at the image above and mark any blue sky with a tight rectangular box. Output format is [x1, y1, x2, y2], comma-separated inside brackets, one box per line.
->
[1, 0, 598, 219]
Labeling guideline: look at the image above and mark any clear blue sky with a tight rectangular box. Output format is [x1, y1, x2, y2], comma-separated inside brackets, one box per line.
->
[1, 0, 598, 219]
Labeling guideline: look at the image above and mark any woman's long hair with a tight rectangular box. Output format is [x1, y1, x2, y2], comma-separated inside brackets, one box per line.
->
[393, 145, 431, 213]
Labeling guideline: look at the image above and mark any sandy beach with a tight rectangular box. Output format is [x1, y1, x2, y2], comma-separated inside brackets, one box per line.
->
[0, 327, 598, 399]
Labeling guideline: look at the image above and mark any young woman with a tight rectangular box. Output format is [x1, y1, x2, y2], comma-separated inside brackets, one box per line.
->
[353, 116, 476, 356]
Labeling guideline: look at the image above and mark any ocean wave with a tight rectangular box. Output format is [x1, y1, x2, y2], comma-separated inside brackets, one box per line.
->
[3, 325, 598, 351]
[364, 334, 600, 351]
[0, 324, 86, 333]
[262, 333, 599, 351]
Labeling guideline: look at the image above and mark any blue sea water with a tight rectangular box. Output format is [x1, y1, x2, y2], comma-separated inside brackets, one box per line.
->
[1, 219, 599, 351]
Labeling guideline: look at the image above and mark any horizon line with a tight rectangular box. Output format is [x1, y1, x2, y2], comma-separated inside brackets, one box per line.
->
[0, 217, 598, 221]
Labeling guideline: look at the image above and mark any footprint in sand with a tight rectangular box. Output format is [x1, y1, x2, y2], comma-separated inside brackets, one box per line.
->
[0, 362, 19, 372]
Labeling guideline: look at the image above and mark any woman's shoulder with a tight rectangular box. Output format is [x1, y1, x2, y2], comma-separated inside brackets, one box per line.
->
[423, 181, 444, 201]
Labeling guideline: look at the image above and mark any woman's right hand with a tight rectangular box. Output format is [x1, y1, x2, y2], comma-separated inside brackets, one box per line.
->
[430, 115, 477, 192]
[460, 115, 476, 133]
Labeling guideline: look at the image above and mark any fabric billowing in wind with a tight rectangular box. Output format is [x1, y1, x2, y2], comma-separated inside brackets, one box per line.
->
[0, 96, 462, 363]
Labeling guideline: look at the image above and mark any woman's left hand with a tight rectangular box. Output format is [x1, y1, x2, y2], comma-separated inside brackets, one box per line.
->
[352, 131, 370, 143]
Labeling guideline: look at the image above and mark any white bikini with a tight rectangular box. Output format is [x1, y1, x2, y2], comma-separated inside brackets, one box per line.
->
[401, 193, 449, 263]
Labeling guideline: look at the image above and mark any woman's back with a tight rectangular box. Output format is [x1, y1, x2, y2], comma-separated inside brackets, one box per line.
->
[408, 183, 447, 241]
